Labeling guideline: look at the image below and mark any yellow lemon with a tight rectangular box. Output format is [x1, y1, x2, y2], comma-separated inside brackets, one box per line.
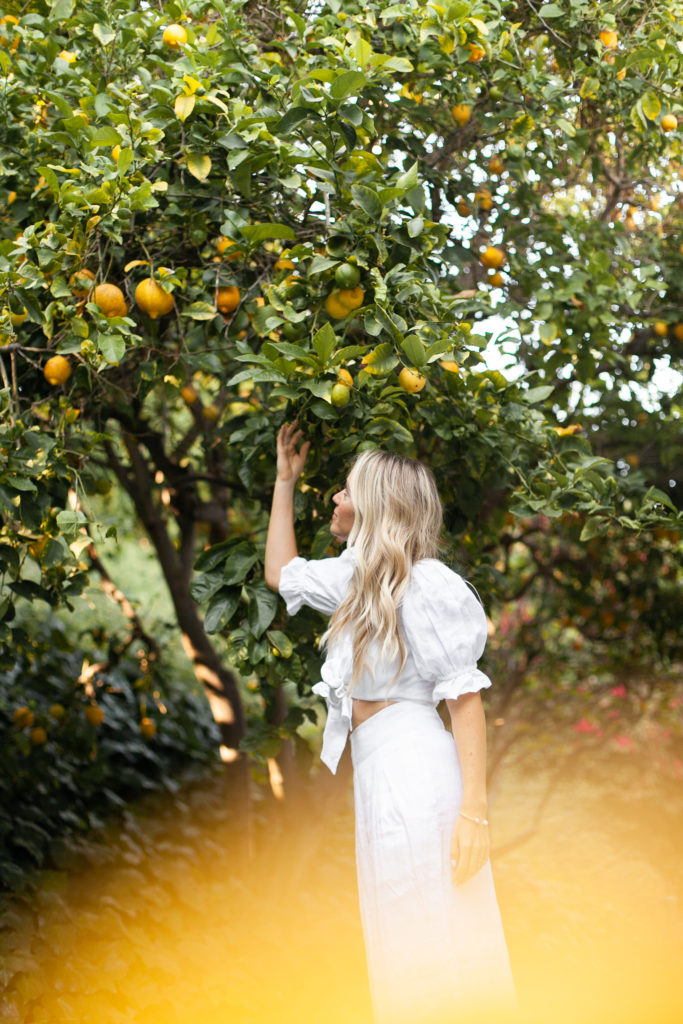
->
[480, 246, 505, 269]
[135, 277, 175, 318]
[43, 355, 72, 386]
[85, 705, 104, 726]
[163, 24, 187, 47]
[13, 706, 34, 728]
[337, 285, 364, 311]
[661, 114, 678, 133]
[398, 367, 426, 393]
[94, 282, 128, 318]
[215, 286, 240, 314]
[451, 103, 471, 126]
[599, 29, 618, 49]
[325, 292, 352, 319]
[140, 717, 157, 739]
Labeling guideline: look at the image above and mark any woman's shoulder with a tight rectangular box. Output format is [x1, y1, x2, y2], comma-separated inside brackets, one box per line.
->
[411, 557, 465, 587]
[407, 558, 485, 609]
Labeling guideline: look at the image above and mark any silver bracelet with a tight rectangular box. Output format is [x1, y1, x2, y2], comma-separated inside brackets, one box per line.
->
[459, 811, 489, 826]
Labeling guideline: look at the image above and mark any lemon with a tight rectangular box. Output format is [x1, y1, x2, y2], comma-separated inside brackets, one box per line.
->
[451, 103, 471, 126]
[337, 285, 364, 311]
[480, 246, 505, 269]
[13, 706, 34, 728]
[398, 367, 426, 393]
[215, 286, 240, 314]
[140, 717, 157, 739]
[44, 355, 72, 386]
[85, 705, 104, 726]
[325, 292, 351, 319]
[94, 283, 128, 318]
[330, 383, 351, 406]
[163, 24, 187, 47]
[334, 263, 361, 288]
[135, 277, 175, 318]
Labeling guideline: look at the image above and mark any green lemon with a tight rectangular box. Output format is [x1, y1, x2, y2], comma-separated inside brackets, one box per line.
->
[330, 383, 351, 407]
[334, 263, 361, 289]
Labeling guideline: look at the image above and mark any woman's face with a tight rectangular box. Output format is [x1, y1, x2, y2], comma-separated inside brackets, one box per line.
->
[331, 482, 355, 541]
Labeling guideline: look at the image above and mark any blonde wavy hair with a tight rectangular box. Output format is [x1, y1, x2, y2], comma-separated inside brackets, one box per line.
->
[322, 449, 443, 688]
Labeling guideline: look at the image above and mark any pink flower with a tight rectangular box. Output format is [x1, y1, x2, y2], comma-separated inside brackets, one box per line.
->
[614, 735, 634, 750]
[610, 685, 627, 697]
[574, 717, 600, 734]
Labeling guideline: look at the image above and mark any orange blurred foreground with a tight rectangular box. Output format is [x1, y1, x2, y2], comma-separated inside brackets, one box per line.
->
[2, 742, 682, 1024]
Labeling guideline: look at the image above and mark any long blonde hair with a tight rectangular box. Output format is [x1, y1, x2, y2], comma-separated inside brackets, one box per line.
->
[322, 449, 443, 688]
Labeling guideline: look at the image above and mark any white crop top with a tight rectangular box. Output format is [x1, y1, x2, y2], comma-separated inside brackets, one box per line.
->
[279, 546, 492, 773]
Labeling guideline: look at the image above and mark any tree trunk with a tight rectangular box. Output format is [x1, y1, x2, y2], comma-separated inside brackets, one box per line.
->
[104, 433, 246, 753]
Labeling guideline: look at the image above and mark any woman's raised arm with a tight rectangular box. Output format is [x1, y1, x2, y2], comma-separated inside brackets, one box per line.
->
[264, 422, 310, 591]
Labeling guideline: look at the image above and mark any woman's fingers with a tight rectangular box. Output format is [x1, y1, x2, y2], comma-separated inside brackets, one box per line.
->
[451, 821, 490, 886]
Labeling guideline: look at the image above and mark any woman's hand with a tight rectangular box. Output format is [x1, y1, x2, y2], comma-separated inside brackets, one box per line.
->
[276, 421, 310, 484]
[450, 815, 490, 887]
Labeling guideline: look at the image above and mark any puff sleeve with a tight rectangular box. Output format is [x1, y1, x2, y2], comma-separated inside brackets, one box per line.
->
[401, 560, 493, 703]
[278, 547, 355, 616]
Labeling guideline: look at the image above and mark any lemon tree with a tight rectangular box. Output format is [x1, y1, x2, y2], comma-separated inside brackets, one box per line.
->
[0, 0, 680, 786]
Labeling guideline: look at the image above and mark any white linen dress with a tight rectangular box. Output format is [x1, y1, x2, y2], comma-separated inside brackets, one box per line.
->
[280, 548, 516, 1023]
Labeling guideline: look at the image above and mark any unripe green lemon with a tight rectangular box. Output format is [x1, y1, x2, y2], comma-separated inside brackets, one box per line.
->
[330, 382, 351, 406]
[334, 263, 360, 289]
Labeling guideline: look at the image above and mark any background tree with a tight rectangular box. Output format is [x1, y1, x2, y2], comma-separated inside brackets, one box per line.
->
[1, 0, 680, 802]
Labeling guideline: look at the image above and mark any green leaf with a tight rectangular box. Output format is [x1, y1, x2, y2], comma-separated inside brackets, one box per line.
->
[116, 149, 133, 176]
[187, 154, 212, 181]
[56, 510, 87, 536]
[93, 23, 116, 46]
[98, 335, 125, 365]
[579, 517, 604, 542]
[223, 545, 259, 585]
[246, 584, 279, 638]
[407, 216, 424, 238]
[190, 571, 224, 603]
[89, 127, 122, 148]
[50, 0, 74, 19]
[241, 223, 297, 243]
[524, 385, 554, 402]
[538, 3, 563, 15]
[181, 302, 218, 320]
[641, 92, 661, 121]
[374, 303, 404, 343]
[361, 343, 399, 376]
[396, 161, 419, 191]
[195, 539, 234, 572]
[579, 77, 600, 100]
[312, 322, 336, 364]
[266, 630, 293, 658]
[276, 107, 322, 133]
[205, 591, 241, 633]
[401, 335, 426, 368]
[351, 185, 383, 219]
[330, 70, 366, 100]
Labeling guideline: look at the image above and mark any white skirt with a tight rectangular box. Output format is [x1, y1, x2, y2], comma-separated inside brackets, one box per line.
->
[351, 702, 516, 1023]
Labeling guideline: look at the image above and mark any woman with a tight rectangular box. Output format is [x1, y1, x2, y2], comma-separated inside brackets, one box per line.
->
[265, 423, 516, 1023]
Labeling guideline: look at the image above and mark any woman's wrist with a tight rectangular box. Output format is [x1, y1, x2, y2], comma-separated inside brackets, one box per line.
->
[275, 474, 297, 489]
[460, 799, 488, 818]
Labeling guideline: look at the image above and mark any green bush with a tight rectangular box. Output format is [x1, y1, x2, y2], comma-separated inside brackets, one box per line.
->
[0, 610, 221, 894]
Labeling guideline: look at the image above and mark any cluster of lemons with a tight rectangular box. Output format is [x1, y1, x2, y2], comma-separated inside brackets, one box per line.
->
[12, 703, 157, 743]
